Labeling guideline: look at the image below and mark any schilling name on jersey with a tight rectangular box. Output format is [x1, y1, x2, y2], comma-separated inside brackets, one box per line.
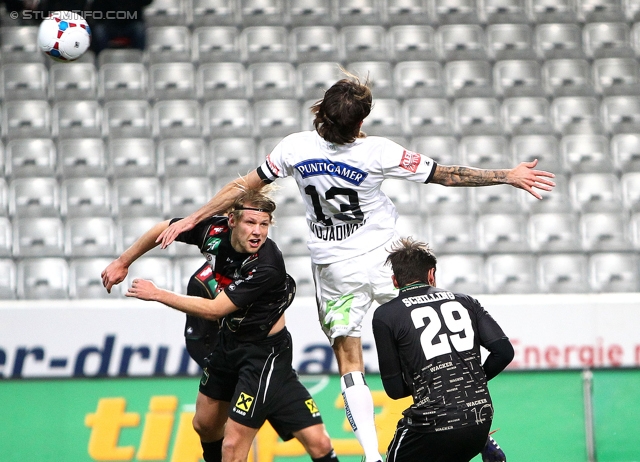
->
[294, 159, 368, 186]
[310, 219, 367, 241]
[402, 291, 455, 307]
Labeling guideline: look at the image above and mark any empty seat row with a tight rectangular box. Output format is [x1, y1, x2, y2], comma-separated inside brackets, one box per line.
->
[2, 250, 638, 299]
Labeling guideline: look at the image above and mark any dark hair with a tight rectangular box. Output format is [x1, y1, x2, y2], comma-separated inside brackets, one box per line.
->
[229, 185, 276, 222]
[386, 237, 437, 287]
[310, 69, 373, 145]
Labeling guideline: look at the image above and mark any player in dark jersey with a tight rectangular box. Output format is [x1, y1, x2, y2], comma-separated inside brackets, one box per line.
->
[102, 188, 338, 462]
[372, 238, 514, 462]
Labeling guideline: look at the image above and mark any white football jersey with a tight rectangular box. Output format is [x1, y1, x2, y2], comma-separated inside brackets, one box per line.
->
[257, 131, 437, 264]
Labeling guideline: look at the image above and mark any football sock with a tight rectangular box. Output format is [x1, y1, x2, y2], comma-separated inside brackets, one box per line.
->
[201, 438, 223, 462]
[341, 372, 381, 462]
[312, 449, 339, 462]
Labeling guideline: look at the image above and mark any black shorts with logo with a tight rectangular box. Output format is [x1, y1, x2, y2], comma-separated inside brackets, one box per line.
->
[199, 327, 323, 441]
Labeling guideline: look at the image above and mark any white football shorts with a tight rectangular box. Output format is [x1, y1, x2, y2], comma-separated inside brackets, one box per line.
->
[312, 239, 398, 342]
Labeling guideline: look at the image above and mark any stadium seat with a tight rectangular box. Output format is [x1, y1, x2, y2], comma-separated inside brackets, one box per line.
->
[103, 100, 153, 138]
[426, 213, 478, 254]
[209, 138, 257, 178]
[388, 25, 438, 62]
[437, 25, 487, 61]
[146, 26, 192, 64]
[52, 100, 102, 138]
[477, 212, 529, 253]
[61, 177, 112, 218]
[569, 172, 623, 213]
[0, 259, 17, 299]
[471, 182, 521, 214]
[2, 100, 51, 139]
[192, 27, 242, 63]
[542, 59, 594, 97]
[362, 99, 403, 136]
[480, 0, 528, 23]
[122, 257, 174, 296]
[433, 0, 480, 24]
[272, 216, 309, 256]
[240, 0, 287, 26]
[394, 61, 444, 99]
[0, 217, 12, 257]
[57, 138, 107, 178]
[5, 138, 56, 178]
[501, 97, 553, 135]
[528, 212, 581, 253]
[1, 63, 48, 101]
[386, 0, 431, 25]
[290, 26, 340, 63]
[149, 63, 197, 101]
[0, 179, 8, 217]
[152, 100, 202, 139]
[486, 24, 536, 61]
[98, 63, 149, 101]
[486, 254, 538, 294]
[520, 173, 573, 213]
[49, 63, 97, 101]
[143, 0, 190, 26]
[108, 138, 157, 178]
[339, 25, 388, 62]
[459, 135, 510, 169]
[551, 96, 603, 135]
[65, 217, 117, 257]
[411, 136, 458, 165]
[537, 253, 590, 293]
[13, 217, 65, 257]
[577, 0, 625, 23]
[534, 24, 584, 60]
[247, 62, 297, 100]
[397, 214, 428, 242]
[283, 255, 315, 296]
[592, 58, 640, 96]
[402, 98, 452, 136]
[242, 26, 289, 63]
[452, 97, 503, 136]
[254, 99, 301, 138]
[589, 252, 640, 292]
[437, 254, 486, 294]
[527, 0, 577, 22]
[272, 177, 306, 216]
[625, 0, 640, 21]
[296, 62, 343, 101]
[601, 96, 640, 135]
[196, 62, 247, 101]
[583, 22, 634, 59]
[631, 212, 640, 248]
[381, 179, 420, 214]
[97, 49, 146, 66]
[622, 172, 640, 211]
[560, 134, 614, 173]
[336, 0, 382, 26]
[494, 60, 545, 98]
[511, 135, 562, 177]
[9, 177, 60, 217]
[289, 0, 336, 26]
[17, 258, 69, 299]
[203, 99, 253, 139]
[158, 138, 208, 178]
[611, 133, 640, 172]
[0, 26, 43, 64]
[580, 212, 632, 251]
[117, 216, 167, 257]
[113, 178, 163, 218]
[421, 183, 470, 215]
[445, 60, 494, 99]
[192, 0, 240, 27]
[347, 62, 394, 98]
[164, 177, 213, 218]
[69, 258, 116, 299]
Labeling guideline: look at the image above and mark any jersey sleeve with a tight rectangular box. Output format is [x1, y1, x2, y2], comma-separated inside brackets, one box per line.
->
[379, 138, 437, 184]
[223, 264, 282, 309]
[171, 218, 210, 249]
[257, 137, 291, 182]
[372, 314, 411, 399]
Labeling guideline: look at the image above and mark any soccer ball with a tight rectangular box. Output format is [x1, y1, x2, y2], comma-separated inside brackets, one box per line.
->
[37, 11, 91, 62]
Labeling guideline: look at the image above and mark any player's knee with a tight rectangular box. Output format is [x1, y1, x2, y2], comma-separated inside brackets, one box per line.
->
[307, 436, 334, 459]
[192, 413, 218, 440]
[221, 435, 246, 462]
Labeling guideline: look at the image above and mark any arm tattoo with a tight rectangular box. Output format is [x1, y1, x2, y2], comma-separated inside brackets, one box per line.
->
[432, 165, 509, 187]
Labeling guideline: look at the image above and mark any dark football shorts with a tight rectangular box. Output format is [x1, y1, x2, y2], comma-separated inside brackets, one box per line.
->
[199, 327, 323, 441]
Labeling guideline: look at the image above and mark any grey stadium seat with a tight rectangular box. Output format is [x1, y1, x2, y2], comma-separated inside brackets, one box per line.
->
[611, 133, 640, 172]
[426, 213, 478, 254]
[394, 61, 444, 99]
[146, 26, 192, 64]
[0, 217, 12, 257]
[290, 26, 340, 64]
[143, 0, 190, 26]
[65, 217, 117, 257]
[486, 24, 536, 61]
[339, 25, 388, 62]
[271, 215, 309, 256]
[527, 0, 578, 23]
[153, 100, 202, 139]
[0, 26, 43, 64]
[511, 135, 562, 177]
[240, 0, 287, 26]
[203, 99, 253, 139]
[501, 97, 553, 136]
[411, 136, 458, 165]
[479, 0, 528, 24]
[5, 138, 56, 178]
[57, 138, 107, 178]
[421, 183, 470, 215]
[477, 212, 529, 253]
[13, 217, 65, 257]
[528, 212, 581, 253]
[103, 100, 153, 138]
[197, 62, 247, 101]
[118, 216, 168, 257]
[589, 252, 640, 292]
[459, 135, 510, 170]
[17, 258, 69, 299]
[362, 99, 403, 137]
[580, 212, 633, 252]
[535, 24, 584, 60]
[61, 177, 112, 218]
[108, 138, 157, 178]
[577, 0, 625, 22]
[452, 97, 503, 136]
[402, 98, 452, 137]
[283, 256, 315, 297]
[542, 59, 594, 98]
[386, 0, 430, 25]
[520, 173, 572, 213]
[583, 22, 634, 59]
[241, 26, 289, 63]
[601, 96, 640, 135]
[98, 63, 149, 101]
[592, 58, 640, 96]
[209, 138, 257, 178]
[388, 25, 438, 62]
[52, 100, 102, 139]
[158, 138, 208, 178]
[192, 27, 242, 63]
[560, 134, 614, 173]
[0, 259, 17, 299]
[253, 99, 301, 138]
[485, 254, 538, 295]
[296, 62, 343, 101]
[288, 0, 336, 26]
[551, 96, 602, 135]
[247, 62, 297, 100]
[347, 62, 394, 99]
[493, 60, 544, 98]
[69, 258, 117, 299]
[113, 178, 163, 218]
[433, 0, 480, 24]
[437, 254, 486, 295]
[471, 183, 520, 214]
[2, 100, 51, 139]
[164, 177, 213, 218]
[9, 177, 60, 218]
[622, 172, 640, 211]
[445, 60, 493, 99]
[192, 0, 240, 27]
[1, 63, 48, 101]
[49, 63, 97, 101]
[569, 173, 623, 213]
[149, 62, 197, 101]
[336, 0, 382, 26]
[437, 25, 487, 61]
[537, 253, 590, 293]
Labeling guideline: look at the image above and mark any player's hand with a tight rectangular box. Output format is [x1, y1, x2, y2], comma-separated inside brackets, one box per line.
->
[156, 217, 196, 249]
[101, 259, 128, 294]
[481, 435, 506, 462]
[125, 278, 159, 301]
[508, 159, 555, 200]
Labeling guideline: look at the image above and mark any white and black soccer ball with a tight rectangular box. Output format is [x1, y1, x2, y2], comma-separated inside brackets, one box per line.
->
[37, 11, 91, 62]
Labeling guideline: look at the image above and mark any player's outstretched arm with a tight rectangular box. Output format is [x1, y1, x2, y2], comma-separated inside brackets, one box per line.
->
[157, 170, 266, 249]
[126, 278, 238, 320]
[101, 220, 170, 293]
[431, 159, 555, 200]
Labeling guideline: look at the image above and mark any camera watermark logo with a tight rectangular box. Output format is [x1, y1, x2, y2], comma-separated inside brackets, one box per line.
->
[9, 10, 138, 20]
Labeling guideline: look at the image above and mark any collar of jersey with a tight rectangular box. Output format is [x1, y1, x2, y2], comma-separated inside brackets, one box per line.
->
[400, 282, 430, 292]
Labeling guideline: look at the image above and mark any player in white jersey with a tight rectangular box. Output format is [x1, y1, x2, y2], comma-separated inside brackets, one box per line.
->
[157, 72, 555, 462]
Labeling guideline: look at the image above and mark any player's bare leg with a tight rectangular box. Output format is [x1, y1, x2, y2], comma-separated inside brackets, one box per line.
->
[333, 336, 382, 462]
[293, 423, 339, 461]
[193, 392, 229, 462]
[221, 419, 259, 462]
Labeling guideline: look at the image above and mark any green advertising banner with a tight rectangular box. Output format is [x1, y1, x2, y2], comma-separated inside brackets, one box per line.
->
[1, 371, 638, 462]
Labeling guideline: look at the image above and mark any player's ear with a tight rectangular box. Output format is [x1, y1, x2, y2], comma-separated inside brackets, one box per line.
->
[228, 212, 237, 228]
[391, 275, 400, 289]
[428, 268, 436, 287]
